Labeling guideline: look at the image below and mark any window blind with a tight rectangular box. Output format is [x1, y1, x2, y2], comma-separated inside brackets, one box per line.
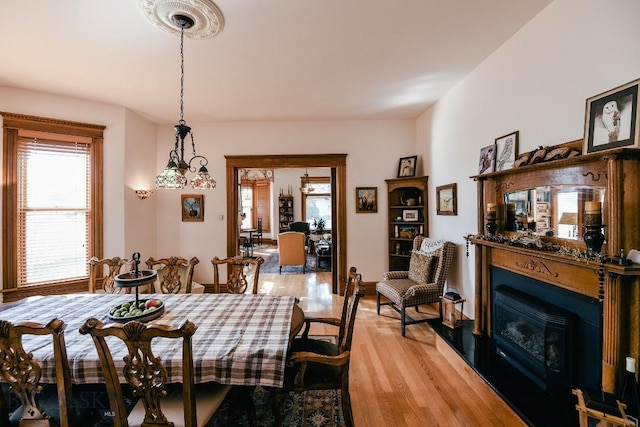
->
[16, 137, 91, 286]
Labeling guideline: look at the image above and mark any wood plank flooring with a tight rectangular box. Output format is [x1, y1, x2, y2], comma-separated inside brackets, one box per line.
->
[256, 264, 527, 426]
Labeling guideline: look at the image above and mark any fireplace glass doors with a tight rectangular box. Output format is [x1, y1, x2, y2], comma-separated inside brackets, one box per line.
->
[494, 285, 576, 391]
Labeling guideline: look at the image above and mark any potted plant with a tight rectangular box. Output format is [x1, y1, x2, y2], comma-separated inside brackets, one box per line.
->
[313, 217, 326, 235]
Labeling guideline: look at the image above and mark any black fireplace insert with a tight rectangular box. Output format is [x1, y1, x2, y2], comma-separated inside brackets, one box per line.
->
[493, 285, 576, 391]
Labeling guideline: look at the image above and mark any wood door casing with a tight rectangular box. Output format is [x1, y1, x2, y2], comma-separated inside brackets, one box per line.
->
[225, 154, 347, 295]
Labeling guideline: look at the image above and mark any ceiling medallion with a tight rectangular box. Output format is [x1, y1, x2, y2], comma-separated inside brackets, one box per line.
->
[138, 0, 224, 39]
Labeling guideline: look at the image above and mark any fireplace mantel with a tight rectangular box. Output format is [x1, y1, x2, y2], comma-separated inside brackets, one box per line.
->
[470, 140, 640, 394]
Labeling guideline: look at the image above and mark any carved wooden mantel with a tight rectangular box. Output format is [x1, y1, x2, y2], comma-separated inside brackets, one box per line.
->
[470, 141, 640, 394]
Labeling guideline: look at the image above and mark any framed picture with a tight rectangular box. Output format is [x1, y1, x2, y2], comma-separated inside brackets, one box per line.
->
[402, 209, 419, 222]
[536, 202, 549, 215]
[478, 144, 496, 174]
[495, 131, 519, 171]
[181, 194, 204, 222]
[397, 155, 417, 178]
[436, 183, 457, 216]
[584, 78, 639, 154]
[356, 187, 377, 213]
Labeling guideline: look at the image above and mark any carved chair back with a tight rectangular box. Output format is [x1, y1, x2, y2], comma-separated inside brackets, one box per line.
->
[88, 256, 134, 293]
[211, 255, 264, 294]
[0, 318, 75, 427]
[145, 256, 199, 294]
[79, 318, 217, 427]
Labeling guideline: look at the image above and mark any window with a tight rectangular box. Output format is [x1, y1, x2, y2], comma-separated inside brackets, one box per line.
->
[302, 177, 331, 230]
[2, 112, 104, 296]
[240, 180, 271, 232]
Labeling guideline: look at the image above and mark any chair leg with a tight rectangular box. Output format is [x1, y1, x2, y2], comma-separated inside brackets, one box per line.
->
[376, 292, 381, 314]
[341, 387, 355, 427]
[401, 305, 406, 337]
[279, 266, 282, 274]
[271, 390, 286, 427]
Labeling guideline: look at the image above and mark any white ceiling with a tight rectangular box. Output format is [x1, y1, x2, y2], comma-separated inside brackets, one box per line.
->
[0, 0, 552, 124]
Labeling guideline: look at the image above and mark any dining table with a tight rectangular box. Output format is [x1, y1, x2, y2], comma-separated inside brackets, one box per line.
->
[0, 292, 304, 388]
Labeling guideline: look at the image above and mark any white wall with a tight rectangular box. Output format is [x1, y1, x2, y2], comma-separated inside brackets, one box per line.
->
[124, 109, 158, 259]
[418, 0, 640, 316]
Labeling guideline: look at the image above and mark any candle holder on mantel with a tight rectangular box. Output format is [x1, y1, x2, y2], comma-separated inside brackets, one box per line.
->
[486, 203, 498, 235]
[583, 224, 606, 257]
[505, 203, 518, 232]
[583, 201, 605, 257]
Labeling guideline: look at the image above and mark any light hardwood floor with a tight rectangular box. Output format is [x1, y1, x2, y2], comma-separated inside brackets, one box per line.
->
[255, 266, 528, 427]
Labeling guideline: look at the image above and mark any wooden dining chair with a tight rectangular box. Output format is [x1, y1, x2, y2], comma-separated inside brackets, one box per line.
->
[211, 255, 265, 294]
[79, 317, 232, 427]
[88, 256, 134, 293]
[299, 266, 358, 338]
[0, 318, 77, 427]
[272, 271, 366, 427]
[145, 256, 202, 294]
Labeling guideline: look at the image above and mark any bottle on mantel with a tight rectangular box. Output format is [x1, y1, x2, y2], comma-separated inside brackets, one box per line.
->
[620, 356, 640, 422]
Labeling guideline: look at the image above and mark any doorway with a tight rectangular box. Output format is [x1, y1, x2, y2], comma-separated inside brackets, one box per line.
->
[225, 154, 347, 294]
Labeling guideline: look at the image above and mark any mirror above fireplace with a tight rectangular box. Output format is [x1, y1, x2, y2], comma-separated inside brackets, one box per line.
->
[504, 185, 606, 240]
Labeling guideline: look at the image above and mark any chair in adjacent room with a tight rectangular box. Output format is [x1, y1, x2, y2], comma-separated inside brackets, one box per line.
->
[88, 256, 134, 293]
[79, 317, 232, 427]
[145, 256, 204, 294]
[271, 271, 365, 427]
[376, 236, 456, 336]
[252, 217, 263, 247]
[277, 231, 307, 274]
[211, 255, 265, 294]
[288, 221, 311, 250]
[0, 318, 78, 427]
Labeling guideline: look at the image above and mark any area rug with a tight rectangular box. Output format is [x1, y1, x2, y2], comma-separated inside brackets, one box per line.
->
[207, 387, 345, 427]
[260, 252, 321, 274]
[208, 335, 344, 427]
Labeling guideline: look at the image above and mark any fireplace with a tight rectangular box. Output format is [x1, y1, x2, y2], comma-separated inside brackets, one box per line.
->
[494, 285, 575, 390]
[491, 267, 602, 393]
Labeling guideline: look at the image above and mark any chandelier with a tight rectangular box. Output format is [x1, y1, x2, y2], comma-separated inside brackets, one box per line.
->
[155, 14, 216, 190]
[299, 169, 315, 194]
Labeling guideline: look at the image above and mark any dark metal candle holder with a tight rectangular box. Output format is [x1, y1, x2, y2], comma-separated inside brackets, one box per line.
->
[583, 224, 606, 257]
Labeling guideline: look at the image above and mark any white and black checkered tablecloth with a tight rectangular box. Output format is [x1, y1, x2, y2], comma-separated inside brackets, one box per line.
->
[0, 293, 295, 388]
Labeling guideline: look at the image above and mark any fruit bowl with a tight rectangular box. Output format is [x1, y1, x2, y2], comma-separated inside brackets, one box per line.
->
[114, 269, 157, 288]
[108, 298, 164, 323]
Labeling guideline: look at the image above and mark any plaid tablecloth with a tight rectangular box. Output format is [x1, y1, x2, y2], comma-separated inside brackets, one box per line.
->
[0, 293, 296, 388]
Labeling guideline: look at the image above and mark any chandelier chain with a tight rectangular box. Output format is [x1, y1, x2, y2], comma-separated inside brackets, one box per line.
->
[179, 25, 185, 124]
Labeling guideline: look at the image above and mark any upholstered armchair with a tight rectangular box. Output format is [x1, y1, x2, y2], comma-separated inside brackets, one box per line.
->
[376, 236, 456, 336]
[289, 221, 311, 250]
[277, 231, 307, 274]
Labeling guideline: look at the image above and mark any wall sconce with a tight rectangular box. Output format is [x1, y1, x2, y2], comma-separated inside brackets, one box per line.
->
[135, 190, 153, 200]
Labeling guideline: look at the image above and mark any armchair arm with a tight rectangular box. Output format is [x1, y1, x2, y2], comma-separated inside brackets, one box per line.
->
[300, 317, 341, 338]
[405, 282, 439, 298]
[382, 270, 409, 280]
[288, 350, 351, 388]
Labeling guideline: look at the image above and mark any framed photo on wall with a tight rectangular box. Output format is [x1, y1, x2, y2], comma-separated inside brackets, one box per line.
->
[584, 78, 639, 154]
[495, 131, 519, 172]
[397, 155, 417, 178]
[356, 187, 377, 213]
[181, 194, 204, 222]
[436, 183, 457, 216]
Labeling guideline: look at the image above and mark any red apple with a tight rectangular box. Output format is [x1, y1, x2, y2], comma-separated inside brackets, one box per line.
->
[145, 299, 161, 309]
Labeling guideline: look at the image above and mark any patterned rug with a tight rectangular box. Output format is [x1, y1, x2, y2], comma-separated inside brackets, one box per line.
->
[207, 387, 345, 427]
[260, 252, 321, 274]
[208, 335, 344, 427]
